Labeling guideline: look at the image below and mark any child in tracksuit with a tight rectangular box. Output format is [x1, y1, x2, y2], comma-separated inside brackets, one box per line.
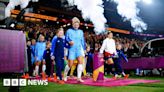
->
[51, 28, 66, 84]
[43, 42, 52, 77]
[86, 45, 93, 76]
[27, 40, 33, 76]
[113, 43, 129, 79]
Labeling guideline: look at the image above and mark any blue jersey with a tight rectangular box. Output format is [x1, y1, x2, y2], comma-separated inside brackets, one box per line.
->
[51, 36, 68, 56]
[43, 48, 51, 62]
[35, 41, 46, 61]
[65, 28, 86, 51]
[116, 50, 128, 62]
[65, 28, 86, 60]
[55, 38, 65, 58]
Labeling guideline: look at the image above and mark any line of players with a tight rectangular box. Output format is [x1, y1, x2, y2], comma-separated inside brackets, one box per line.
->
[24, 17, 129, 84]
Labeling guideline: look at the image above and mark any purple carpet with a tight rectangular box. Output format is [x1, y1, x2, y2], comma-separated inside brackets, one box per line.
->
[64, 78, 160, 87]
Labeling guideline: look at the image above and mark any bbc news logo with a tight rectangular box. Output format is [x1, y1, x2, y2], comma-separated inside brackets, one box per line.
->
[3, 79, 48, 86]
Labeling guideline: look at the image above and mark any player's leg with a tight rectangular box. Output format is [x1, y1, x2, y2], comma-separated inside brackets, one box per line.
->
[77, 56, 84, 82]
[63, 50, 75, 81]
[70, 60, 77, 77]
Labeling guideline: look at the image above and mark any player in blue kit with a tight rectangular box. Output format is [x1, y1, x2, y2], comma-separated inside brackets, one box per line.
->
[64, 17, 86, 83]
[34, 34, 46, 77]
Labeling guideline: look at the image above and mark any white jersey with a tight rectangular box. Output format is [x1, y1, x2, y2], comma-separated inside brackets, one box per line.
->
[99, 38, 117, 55]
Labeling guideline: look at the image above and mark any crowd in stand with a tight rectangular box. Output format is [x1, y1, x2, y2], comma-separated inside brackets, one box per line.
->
[84, 31, 145, 58]
[23, 21, 145, 57]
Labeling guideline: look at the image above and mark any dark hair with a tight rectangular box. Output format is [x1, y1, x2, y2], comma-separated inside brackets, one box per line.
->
[46, 41, 51, 46]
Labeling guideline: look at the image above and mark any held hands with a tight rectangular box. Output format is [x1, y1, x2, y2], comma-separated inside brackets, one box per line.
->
[51, 56, 55, 60]
[113, 54, 119, 58]
[69, 41, 74, 46]
[84, 50, 87, 55]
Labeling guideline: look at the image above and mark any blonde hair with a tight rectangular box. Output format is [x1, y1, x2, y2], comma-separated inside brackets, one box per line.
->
[72, 17, 80, 24]
[57, 27, 64, 32]
[38, 34, 45, 41]
[56, 27, 64, 35]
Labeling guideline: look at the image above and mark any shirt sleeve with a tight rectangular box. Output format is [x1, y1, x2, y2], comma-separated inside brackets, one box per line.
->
[99, 39, 106, 54]
[35, 43, 38, 57]
[65, 29, 72, 43]
[64, 39, 69, 48]
[51, 36, 57, 56]
[113, 40, 117, 55]
[121, 51, 128, 62]
[43, 50, 46, 60]
[31, 46, 35, 56]
[81, 31, 86, 50]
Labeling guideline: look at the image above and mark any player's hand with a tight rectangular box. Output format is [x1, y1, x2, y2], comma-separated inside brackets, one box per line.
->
[113, 55, 118, 58]
[69, 41, 74, 46]
[84, 50, 87, 55]
[51, 56, 55, 60]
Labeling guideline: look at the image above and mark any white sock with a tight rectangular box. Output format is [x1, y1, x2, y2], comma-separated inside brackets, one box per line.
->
[35, 65, 39, 76]
[77, 64, 83, 79]
[64, 64, 70, 78]
[122, 72, 126, 76]
[42, 65, 46, 73]
[33, 70, 35, 76]
[136, 68, 140, 75]
[115, 74, 118, 77]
